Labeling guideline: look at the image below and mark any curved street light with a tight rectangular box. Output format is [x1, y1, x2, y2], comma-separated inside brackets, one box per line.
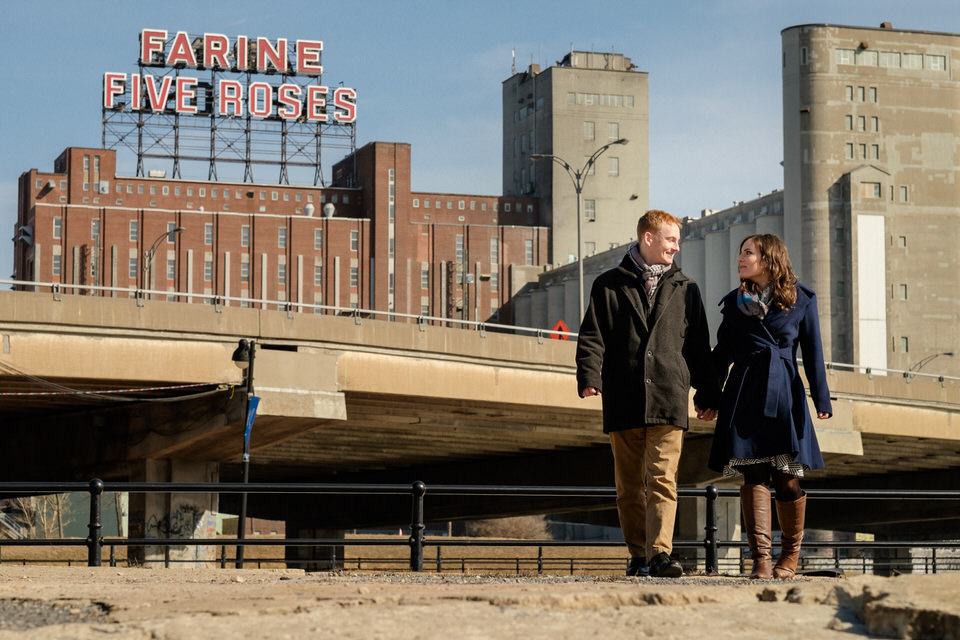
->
[903, 351, 954, 381]
[141, 227, 185, 294]
[531, 138, 629, 326]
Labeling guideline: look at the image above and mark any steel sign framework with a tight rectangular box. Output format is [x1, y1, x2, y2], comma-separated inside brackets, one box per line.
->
[102, 30, 357, 186]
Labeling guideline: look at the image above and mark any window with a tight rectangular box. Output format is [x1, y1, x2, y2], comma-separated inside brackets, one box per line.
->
[204, 223, 213, 245]
[420, 263, 429, 289]
[861, 182, 882, 198]
[870, 87, 878, 102]
[800, 47, 808, 65]
[583, 157, 595, 176]
[349, 266, 359, 287]
[447, 200, 453, 210]
[241, 225, 250, 248]
[166, 259, 175, 281]
[845, 143, 854, 159]
[903, 53, 923, 69]
[898, 235, 907, 248]
[583, 121, 595, 140]
[314, 264, 323, 287]
[241, 262, 249, 283]
[926, 55, 946, 71]
[859, 143, 867, 159]
[858, 86, 865, 101]
[52, 255, 62, 276]
[490, 271, 498, 292]
[845, 85, 854, 100]
[413, 198, 419, 208]
[490, 237, 499, 264]
[879, 51, 901, 68]
[608, 122, 619, 140]
[129, 220, 138, 242]
[898, 284, 908, 300]
[91, 219, 100, 239]
[585, 241, 596, 255]
[871, 144, 880, 160]
[204, 260, 213, 282]
[455, 234, 464, 264]
[524, 239, 534, 265]
[271, 191, 278, 201]
[856, 49, 877, 66]
[458, 200, 465, 210]
[166, 222, 176, 240]
[82, 155, 90, 190]
[900, 186, 909, 202]
[278, 227, 287, 249]
[314, 228, 323, 250]
[278, 263, 286, 286]
[608, 157, 619, 176]
[857, 116, 866, 131]
[584, 199, 596, 222]
[845, 115, 853, 131]
[129, 257, 137, 279]
[350, 230, 359, 251]
[837, 49, 855, 65]
[900, 337, 909, 353]
[871, 116, 879, 132]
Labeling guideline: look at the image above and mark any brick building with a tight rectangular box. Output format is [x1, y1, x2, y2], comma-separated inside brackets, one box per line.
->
[15, 142, 545, 324]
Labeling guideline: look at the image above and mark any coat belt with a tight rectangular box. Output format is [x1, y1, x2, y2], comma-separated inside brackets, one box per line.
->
[750, 344, 794, 420]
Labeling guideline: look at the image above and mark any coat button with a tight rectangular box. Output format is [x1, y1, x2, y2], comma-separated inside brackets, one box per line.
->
[645, 378, 652, 384]
[646, 351, 653, 357]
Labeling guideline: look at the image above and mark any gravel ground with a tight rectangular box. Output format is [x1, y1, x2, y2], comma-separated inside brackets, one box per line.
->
[0, 567, 958, 639]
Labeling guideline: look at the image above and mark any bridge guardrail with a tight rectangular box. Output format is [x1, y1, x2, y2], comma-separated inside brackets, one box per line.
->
[2, 479, 960, 574]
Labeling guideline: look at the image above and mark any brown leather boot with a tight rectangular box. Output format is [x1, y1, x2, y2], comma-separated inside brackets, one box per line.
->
[740, 484, 773, 579]
[774, 494, 806, 579]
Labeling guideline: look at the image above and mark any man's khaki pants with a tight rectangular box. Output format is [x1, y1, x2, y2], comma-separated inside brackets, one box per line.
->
[609, 424, 683, 560]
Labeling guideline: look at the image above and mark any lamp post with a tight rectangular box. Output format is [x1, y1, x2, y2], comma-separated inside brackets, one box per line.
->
[232, 338, 258, 568]
[141, 227, 184, 295]
[904, 351, 954, 380]
[531, 138, 629, 326]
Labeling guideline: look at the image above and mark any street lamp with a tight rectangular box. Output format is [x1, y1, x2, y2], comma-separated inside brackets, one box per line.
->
[531, 138, 629, 326]
[232, 338, 258, 568]
[903, 351, 954, 381]
[141, 227, 185, 294]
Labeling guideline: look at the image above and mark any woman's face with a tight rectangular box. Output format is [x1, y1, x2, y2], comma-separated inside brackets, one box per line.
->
[738, 239, 768, 285]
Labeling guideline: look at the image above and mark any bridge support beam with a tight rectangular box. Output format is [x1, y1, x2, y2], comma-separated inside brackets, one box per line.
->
[285, 522, 344, 571]
[127, 459, 220, 568]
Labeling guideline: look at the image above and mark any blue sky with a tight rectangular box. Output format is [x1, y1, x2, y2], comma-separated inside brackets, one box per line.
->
[2, 0, 956, 279]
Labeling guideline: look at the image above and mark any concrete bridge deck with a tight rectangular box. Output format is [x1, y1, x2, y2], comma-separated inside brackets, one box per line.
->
[1, 289, 959, 534]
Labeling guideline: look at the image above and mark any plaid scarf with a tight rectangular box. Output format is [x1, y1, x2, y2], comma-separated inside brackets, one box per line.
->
[737, 282, 774, 319]
[627, 242, 668, 302]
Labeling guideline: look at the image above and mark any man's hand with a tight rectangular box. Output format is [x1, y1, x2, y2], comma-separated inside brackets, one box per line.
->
[695, 405, 717, 421]
[580, 386, 601, 398]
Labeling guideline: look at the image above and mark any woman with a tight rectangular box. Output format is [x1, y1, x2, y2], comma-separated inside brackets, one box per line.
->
[709, 234, 832, 579]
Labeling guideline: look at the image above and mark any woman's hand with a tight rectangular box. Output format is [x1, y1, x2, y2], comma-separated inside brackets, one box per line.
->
[817, 411, 832, 419]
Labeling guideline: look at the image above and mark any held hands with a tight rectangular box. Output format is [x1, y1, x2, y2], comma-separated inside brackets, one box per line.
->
[695, 405, 717, 421]
[817, 411, 832, 419]
[580, 386, 601, 397]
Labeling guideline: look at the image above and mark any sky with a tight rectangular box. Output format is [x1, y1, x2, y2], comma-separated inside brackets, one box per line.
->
[2, 0, 958, 280]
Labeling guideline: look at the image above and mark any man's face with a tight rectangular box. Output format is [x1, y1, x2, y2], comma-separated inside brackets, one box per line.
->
[639, 222, 680, 266]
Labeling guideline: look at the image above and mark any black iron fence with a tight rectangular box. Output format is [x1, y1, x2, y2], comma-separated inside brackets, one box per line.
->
[1, 479, 959, 574]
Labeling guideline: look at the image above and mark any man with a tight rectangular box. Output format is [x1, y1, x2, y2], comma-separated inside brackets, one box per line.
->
[576, 210, 719, 578]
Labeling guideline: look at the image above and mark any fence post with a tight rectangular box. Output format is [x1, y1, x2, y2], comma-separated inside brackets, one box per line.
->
[86, 478, 104, 567]
[409, 481, 426, 571]
[704, 484, 719, 574]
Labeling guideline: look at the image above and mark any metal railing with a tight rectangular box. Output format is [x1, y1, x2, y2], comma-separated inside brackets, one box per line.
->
[2, 479, 960, 574]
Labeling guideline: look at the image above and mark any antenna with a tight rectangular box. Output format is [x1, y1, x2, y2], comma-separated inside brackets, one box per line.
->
[511, 48, 516, 74]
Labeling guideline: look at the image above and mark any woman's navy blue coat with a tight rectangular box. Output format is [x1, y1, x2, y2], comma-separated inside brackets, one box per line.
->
[707, 284, 832, 473]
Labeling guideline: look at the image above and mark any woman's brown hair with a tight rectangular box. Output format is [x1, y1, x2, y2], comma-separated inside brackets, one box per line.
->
[740, 233, 798, 310]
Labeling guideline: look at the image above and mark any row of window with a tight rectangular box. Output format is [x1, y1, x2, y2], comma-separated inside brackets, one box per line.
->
[413, 198, 496, 212]
[566, 92, 636, 107]
[845, 114, 880, 132]
[584, 121, 621, 141]
[857, 182, 911, 203]
[836, 48, 947, 71]
[846, 85, 878, 102]
[51, 217, 360, 252]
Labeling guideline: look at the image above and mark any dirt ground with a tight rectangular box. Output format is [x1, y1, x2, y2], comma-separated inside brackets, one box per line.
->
[0, 567, 958, 639]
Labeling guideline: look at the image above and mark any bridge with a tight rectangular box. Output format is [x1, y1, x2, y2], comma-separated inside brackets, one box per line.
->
[2, 288, 959, 549]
